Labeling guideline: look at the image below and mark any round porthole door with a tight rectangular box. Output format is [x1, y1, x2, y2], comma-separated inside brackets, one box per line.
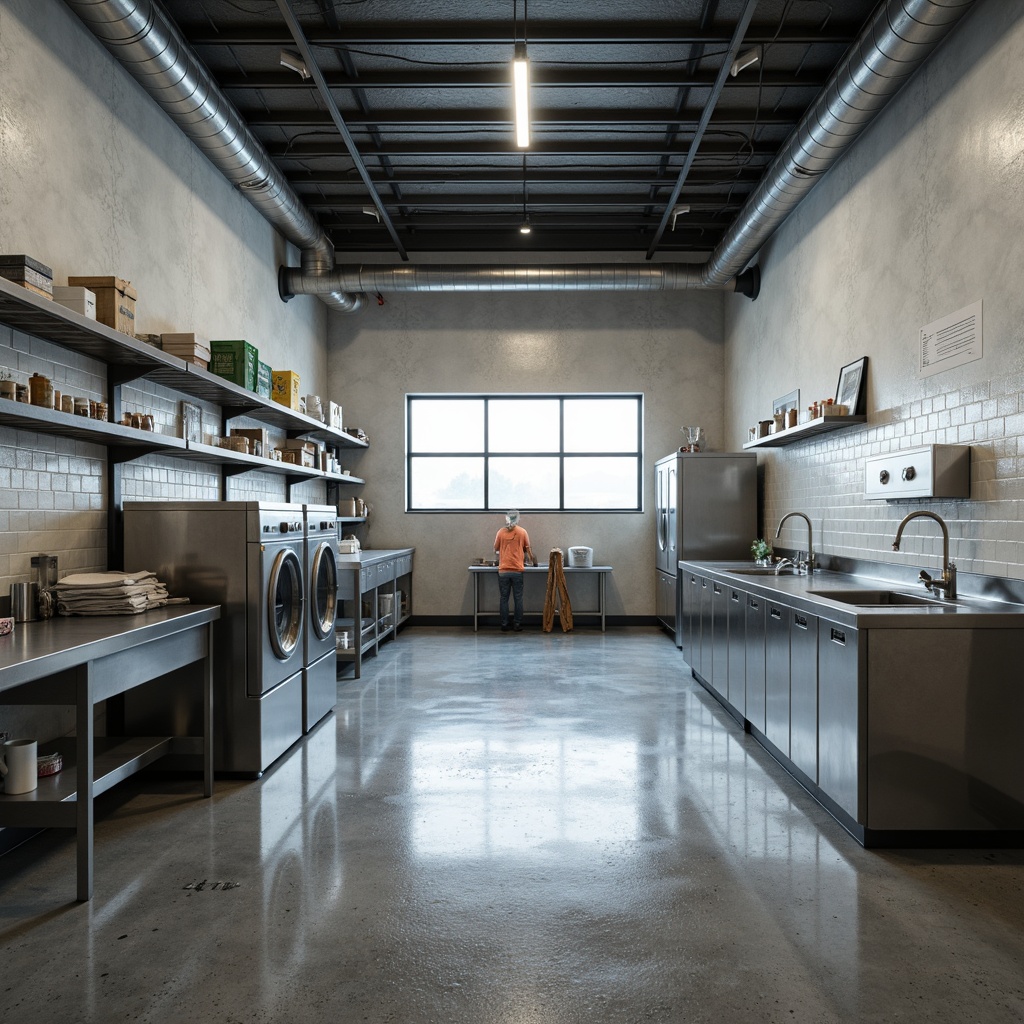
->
[310, 542, 338, 640]
[268, 547, 303, 660]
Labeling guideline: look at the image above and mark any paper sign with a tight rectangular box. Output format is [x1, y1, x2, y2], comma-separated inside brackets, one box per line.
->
[919, 300, 983, 377]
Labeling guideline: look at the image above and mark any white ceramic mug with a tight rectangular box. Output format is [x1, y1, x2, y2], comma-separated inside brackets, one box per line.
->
[0, 738, 38, 794]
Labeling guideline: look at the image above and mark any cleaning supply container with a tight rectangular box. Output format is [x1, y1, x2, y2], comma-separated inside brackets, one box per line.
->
[567, 546, 593, 568]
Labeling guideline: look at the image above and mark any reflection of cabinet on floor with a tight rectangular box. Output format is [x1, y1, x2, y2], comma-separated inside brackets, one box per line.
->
[336, 549, 413, 677]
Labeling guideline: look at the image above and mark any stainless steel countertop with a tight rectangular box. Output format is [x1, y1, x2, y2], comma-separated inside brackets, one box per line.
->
[678, 560, 1024, 628]
[0, 604, 221, 692]
[338, 548, 414, 568]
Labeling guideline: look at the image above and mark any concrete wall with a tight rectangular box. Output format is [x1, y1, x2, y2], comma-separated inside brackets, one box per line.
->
[724, 0, 1024, 581]
[0, 0, 327, 746]
[327, 285, 725, 618]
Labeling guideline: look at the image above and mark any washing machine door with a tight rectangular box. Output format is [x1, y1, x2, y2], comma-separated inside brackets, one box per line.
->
[268, 547, 304, 661]
[309, 541, 339, 640]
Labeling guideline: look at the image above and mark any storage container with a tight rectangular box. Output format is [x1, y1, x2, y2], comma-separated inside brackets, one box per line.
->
[52, 285, 97, 320]
[0, 254, 53, 297]
[256, 360, 272, 398]
[67, 276, 136, 334]
[272, 369, 301, 410]
[210, 339, 258, 389]
[567, 546, 594, 567]
[161, 332, 211, 367]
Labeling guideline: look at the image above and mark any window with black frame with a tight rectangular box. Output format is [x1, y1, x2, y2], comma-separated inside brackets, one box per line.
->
[406, 394, 643, 512]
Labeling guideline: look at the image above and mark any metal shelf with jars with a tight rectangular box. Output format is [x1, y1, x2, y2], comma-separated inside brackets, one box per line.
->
[742, 410, 866, 449]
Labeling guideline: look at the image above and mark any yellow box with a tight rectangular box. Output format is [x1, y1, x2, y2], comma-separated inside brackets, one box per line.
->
[271, 370, 301, 410]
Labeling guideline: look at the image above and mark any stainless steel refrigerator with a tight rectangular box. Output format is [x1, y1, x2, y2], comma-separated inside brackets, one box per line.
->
[655, 452, 757, 646]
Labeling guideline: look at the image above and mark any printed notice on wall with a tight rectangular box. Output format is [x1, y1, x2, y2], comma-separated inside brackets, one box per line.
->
[919, 299, 983, 378]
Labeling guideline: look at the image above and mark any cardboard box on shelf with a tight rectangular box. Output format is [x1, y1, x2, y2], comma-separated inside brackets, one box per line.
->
[161, 332, 212, 364]
[0, 255, 53, 296]
[210, 339, 258, 389]
[230, 427, 270, 454]
[272, 369, 301, 410]
[52, 286, 97, 319]
[280, 447, 316, 468]
[256, 361, 272, 398]
[329, 401, 343, 429]
[281, 438, 316, 455]
[67, 276, 136, 334]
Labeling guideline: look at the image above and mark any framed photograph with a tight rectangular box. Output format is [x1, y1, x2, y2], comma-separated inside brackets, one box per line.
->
[772, 389, 800, 416]
[835, 356, 868, 415]
[180, 400, 202, 443]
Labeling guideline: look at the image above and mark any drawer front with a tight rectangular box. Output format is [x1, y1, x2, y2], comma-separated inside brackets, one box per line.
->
[377, 560, 396, 584]
[360, 567, 374, 592]
[396, 555, 412, 576]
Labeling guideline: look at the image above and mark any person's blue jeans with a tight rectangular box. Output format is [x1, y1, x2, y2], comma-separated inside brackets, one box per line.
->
[498, 571, 524, 627]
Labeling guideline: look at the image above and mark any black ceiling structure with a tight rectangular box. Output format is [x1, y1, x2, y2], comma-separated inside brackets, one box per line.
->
[154, 0, 883, 259]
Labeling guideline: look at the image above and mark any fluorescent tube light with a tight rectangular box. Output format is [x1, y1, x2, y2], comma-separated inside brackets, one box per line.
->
[513, 42, 530, 148]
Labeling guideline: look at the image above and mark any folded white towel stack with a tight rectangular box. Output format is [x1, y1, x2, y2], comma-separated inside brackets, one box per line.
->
[53, 571, 186, 616]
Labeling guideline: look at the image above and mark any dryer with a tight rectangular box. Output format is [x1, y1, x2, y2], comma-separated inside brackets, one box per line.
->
[123, 501, 306, 776]
[303, 504, 339, 732]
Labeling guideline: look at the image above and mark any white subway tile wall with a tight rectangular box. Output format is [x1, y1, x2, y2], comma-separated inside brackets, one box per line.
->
[0, 332, 328, 593]
[762, 375, 1024, 581]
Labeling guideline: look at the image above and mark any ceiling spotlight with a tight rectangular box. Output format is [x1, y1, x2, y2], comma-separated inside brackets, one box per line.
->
[279, 49, 310, 80]
[729, 47, 760, 77]
[670, 204, 690, 231]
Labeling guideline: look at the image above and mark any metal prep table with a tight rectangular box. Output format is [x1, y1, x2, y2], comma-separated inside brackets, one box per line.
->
[469, 565, 612, 631]
[0, 605, 219, 901]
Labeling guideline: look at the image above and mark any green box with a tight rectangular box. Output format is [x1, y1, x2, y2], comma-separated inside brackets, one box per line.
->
[210, 340, 258, 390]
[256, 360, 272, 398]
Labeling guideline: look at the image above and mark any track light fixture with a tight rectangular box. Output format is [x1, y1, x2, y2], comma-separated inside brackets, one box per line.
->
[670, 205, 690, 231]
[279, 49, 310, 80]
[729, 46, 761, 77]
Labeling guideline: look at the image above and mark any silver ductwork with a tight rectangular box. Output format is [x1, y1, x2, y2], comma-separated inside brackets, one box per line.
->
[701, 0, 977, 287]
[63, 0, 361, 313]
[67, 0, 974, 313]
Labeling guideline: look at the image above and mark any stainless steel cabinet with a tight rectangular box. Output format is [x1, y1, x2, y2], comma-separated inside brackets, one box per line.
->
[765, 600, 790, 755]
[727, 587, 746, 715]
[710, 581, 728, 696]
[789, 609, 819, 782]
[656, 569, 676, 637]
[697, 577, 712, 680]
[818, 620, 863, 821]
[680, 571, 701, 668]
[744, 593, 766, 732]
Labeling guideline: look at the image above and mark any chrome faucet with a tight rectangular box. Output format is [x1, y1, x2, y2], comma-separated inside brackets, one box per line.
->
[891, 510, 957, 600]
[775, 512, 814, 573]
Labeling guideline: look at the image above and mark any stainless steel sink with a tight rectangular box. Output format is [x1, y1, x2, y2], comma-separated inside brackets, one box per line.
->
[806, 588, 951, 607]
[725, 567, 802, 576]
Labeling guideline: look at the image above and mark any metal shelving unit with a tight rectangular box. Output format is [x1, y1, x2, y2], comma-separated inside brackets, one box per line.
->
[742, 412, 867, 449]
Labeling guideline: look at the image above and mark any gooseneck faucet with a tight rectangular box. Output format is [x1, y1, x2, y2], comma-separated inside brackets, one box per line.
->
[775, 512, 814, 573]
[891, 510, 957, 599]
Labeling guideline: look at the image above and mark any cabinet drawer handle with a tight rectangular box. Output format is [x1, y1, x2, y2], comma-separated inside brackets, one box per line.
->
[770, 607, 782, 620]
[730, 591, 739, 601]
[713, 584, 722, 594]
[830, 627, 846, 645]
[794, 614, 808, 629]
[748, 598, 759, 609]
[701, 581, 707, 589]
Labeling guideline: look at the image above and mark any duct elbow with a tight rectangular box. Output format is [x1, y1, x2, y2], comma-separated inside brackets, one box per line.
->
[278, 264, 363, 313]
[733, 265, 761, 300]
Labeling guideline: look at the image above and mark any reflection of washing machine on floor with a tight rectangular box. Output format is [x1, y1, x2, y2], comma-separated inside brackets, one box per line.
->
[123, 501, 306, 776]
[303, 504, 339, 732]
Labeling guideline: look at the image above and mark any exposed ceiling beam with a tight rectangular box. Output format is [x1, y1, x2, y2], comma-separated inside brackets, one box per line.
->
[304, 194, 745, 211]
[286, 168, 765, 186]
[181, 23, 863, 47]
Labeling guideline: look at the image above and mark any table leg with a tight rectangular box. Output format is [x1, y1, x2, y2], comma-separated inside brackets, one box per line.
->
[473, 573, 479, 632]
[600, 572, 606, 632]
[203, 624, 214, 798]
[76, 664, 94, 902]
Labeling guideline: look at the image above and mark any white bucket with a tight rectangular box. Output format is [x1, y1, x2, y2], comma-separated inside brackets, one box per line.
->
[567, 546, 593, 567]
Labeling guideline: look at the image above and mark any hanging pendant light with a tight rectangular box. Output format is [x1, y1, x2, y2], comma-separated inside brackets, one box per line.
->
[519, 154, 531, 234]
[512, 1, 530, 148]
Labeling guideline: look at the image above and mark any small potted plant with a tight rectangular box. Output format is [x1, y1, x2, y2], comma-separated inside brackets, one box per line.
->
[750, 538, 773, 566]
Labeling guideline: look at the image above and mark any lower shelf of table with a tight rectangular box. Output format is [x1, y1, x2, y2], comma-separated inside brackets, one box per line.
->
[0, 735, 203, 826]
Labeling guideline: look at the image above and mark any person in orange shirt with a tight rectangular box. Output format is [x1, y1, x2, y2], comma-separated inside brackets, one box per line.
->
[493, 509, 537, 632]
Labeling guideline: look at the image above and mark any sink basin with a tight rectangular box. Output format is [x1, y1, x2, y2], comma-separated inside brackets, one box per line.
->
[806, 588, 950, 607]
[726, 566, 802, 576]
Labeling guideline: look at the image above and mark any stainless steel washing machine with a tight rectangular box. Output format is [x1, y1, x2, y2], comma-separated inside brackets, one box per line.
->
[123, 501, 306, 776]
[303, 504, 339, 732]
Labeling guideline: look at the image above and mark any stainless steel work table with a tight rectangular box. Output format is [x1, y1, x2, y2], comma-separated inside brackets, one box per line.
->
[0, 604, 220, 901]
[469, 565, 612, 631]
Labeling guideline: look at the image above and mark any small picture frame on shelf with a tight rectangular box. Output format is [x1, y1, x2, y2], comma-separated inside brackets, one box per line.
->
[835, 356, 868, 415]
[772, 389, 800, 416]
[180, 400, 202, 442]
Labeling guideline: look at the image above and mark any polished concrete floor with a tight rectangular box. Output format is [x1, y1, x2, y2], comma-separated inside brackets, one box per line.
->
[2, 626, 1024, 1023]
